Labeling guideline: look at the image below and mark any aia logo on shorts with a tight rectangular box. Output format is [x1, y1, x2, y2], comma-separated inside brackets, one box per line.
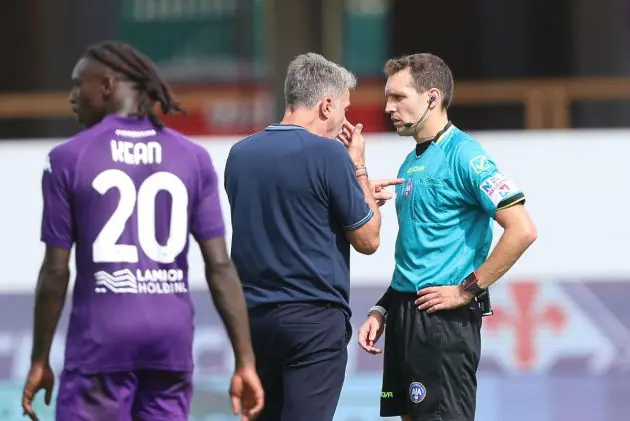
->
[403, 179, 413, 199]
[409, 381, 427, 403]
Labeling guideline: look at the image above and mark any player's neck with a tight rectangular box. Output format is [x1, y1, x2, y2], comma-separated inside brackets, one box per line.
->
[414, 113, 449, 144]
[280, 109, 328, 137]
[108, 95, 143, 119]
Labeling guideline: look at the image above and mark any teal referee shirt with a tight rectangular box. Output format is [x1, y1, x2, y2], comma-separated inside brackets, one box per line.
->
[391, 123, 525, 293]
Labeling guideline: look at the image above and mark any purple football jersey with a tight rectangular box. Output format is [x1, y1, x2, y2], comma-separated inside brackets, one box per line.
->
[40, 115, 225, 373]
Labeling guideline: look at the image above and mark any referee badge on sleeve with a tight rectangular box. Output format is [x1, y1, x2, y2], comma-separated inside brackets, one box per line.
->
[409, 381, 427, 403]
[480, 173, 519, 206]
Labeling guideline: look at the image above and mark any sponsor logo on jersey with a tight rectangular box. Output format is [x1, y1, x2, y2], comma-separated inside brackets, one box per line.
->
[469, 155, 493, 174]
[94, 269, 188, 295]
[480, 173, 519, 205]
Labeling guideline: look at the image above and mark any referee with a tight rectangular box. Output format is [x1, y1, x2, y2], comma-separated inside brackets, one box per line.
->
[225, 53, 401, 421]
[357, 53, 538, 421]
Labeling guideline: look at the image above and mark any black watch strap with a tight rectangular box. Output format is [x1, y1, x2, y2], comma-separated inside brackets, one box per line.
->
[460, 272, 488, 298]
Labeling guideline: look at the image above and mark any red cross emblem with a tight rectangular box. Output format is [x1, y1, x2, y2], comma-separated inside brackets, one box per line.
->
[484, 282, 568, 370]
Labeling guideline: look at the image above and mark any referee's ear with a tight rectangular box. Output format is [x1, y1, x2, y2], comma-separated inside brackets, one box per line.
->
[427, 88, 442, 109]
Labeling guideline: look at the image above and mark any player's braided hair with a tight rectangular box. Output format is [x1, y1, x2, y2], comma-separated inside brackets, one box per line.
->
[84, 41, 185, 129]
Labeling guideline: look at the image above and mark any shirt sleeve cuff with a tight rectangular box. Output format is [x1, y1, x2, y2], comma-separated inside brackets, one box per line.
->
[496, 193, 526, 210]
[41, 237, 73, 249]
[343, 209, 374, 231]
[193, 226, 226, 243]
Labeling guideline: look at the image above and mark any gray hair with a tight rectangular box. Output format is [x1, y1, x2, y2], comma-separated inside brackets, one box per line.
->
[284, 53, 357, 109]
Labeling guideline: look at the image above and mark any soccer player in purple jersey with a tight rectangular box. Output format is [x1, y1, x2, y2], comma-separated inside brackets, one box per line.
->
[21, 41, 264, 421]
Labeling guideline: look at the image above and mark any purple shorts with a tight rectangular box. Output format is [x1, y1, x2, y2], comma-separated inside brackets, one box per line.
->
[55, 369, 193, 421]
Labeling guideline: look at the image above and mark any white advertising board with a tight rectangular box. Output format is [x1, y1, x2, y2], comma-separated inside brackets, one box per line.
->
[1, 129, 629, 292]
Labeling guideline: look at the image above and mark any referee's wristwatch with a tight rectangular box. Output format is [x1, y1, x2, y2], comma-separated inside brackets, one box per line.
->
[459, 271, 488, 299]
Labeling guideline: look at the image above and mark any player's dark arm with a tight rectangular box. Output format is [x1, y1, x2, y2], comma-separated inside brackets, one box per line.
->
[475, 203, 537, 289]
[30, 246, 71, 364]
[199, 237, 255, 368]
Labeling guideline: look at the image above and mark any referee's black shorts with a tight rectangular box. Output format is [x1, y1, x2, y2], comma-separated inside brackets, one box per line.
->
[380, 289, 482, 421]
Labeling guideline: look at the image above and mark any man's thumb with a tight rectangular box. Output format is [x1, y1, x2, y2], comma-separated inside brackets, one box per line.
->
[353, 123, 363, 135]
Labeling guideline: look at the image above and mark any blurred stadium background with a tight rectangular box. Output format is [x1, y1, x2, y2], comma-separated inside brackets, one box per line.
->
[1, 0, 630, 420]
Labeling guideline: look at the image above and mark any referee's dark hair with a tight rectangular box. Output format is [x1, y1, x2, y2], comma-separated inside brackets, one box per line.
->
[384, 53, 454, 110]
[84, 41, 185, 128]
